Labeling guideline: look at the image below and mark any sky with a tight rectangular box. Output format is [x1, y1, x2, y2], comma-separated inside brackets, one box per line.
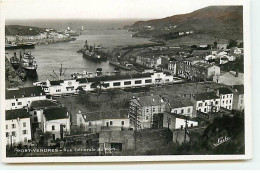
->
[3, 0, 244, 20]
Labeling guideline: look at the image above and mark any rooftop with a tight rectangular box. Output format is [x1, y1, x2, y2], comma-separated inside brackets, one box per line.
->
[192, 62, 215, 69]
[164, 112, 196, 121]
[30, 100, 60, 109]
[135, 95, 164, 107]
[80, 109, 129, 122]
[193, 92, 219, 101]
[166, 96, 193, 108]
[6, 86, 45, 99]
[217, 87, 233, 95]
[43, 107, 69, 121]
[6, 109, 31, 120]
[232, 85, 244, 94]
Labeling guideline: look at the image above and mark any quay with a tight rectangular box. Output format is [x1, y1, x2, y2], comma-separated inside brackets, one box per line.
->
[108, 61, 132, 71]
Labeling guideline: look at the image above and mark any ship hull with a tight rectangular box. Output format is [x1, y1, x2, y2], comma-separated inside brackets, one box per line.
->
[83, 52, 107, 62]
[5, 44, 35, 50]
[24, 68, 37, 77]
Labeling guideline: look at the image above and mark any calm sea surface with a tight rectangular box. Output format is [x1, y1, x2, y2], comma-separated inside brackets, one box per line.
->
[6, 29, 151, 84]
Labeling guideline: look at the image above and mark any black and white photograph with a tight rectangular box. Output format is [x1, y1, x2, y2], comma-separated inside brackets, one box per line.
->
[0, 0, 251, 162]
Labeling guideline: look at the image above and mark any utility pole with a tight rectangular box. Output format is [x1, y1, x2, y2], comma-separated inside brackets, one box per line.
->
[184, 116, 188, 143]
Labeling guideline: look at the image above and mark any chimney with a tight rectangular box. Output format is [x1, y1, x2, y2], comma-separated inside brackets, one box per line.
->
[235, 69, 238, 77]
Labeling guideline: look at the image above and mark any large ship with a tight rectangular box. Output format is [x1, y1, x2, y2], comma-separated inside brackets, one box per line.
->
[20, 50, 38, 76]
[82, 40, 108, 62]
[5, 42, 35, 50]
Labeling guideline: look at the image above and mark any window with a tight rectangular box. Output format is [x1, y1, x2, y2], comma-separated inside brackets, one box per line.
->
[34, 111, 37, 115]
[145, 79, 152, 84]
[56, 89, 61, 92]
[12, 124, 16, 129]
[146, 116, 149, 120]
[121, 121, 124, 126]
[205, 102, 207, 106]
[174, 110, 177, 114]
[135, 80, 142, 84]
[181, 125, 184, 130]
[187, 108, 190, 113]
[124, 81, 131, 85]
[113, 82, 120, 86]
[52, 125, 55, 130]
[23, 130, 27, 135]
[191, 123, 193, 127]
[89, 122, 92, 126]
[110, 121, 113, 126]
[52, 134, 55, 140]
[12, 103, 15, 106]
[222, 101, 224, 104]
[23, 122, 26, 127]
[216, 101, 219, 105]
[18, 102, 22, 105]
[229, 106, 231, 109]
[227, 95, 229, 98]
[6, 125, 8, 129]
[230, 100, 232, 103]
[12, 131, 16, 137]
[204, 108, 207, 112]
[153, 108, 155, 112]
[146, 109, 149, 113]
[226, 100, 228, 104]
[198, 103, 202, 107]
[181, 109, 184, 114]
[223, 96, 225, 99]
[6, 132, 9, 137]
[24, 137, 27, 142]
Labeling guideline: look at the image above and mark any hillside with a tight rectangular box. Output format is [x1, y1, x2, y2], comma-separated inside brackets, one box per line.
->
[130, 6, 243, 41]
[5, 25, 48, 36]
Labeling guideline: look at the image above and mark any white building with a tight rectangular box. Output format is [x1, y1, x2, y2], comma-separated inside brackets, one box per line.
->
[76, 109, 130, 133]
[163, 112, 198, 130]
[192, 92, 221, 114]
[35, 72, 183, 96]
[231, 85, 244, 111]
[5, 86, 47, 110]
[216, 88, 234, 110]
[165, 96, 194, 117]
[129, 95, 166, 130]
[5, 109, 32, 146]
[41, 107, 71, 140]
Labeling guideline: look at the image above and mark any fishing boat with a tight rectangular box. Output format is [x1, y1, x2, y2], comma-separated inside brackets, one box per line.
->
[82, 40, 107, 62]
[20, 50, 37, 76]
[5, 42, 35, 50]
[10, 52, 20, 70]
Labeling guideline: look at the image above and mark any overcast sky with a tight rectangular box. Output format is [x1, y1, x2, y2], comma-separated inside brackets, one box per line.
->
[4, 0, 243, 20]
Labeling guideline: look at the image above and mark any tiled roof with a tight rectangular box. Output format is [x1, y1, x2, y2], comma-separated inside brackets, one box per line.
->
[232, 85, 244, 94]
[217, 88, 233, 95]
[6, 86, 45, 99]
[167, 96, 193, 108]
[43, 107, 69, 121]
[6, 109, 31, 120]
[30, 100, 60, 109]
[192, 62, 214, 69]
[193, 92, 219, 101]
[81, 109, 129, 122]
[86, 73, 152, 83]
[164, 112, 195, 121]
[135, 95, 164, 107]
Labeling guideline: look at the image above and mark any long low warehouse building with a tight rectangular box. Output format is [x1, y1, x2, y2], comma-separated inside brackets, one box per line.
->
[34, 72, 184, 95]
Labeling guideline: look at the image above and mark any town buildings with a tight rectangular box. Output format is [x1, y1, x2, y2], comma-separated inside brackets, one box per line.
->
[76, 109, 130, 133]
[191, 92, 221, 114]
[35, 72, 182, 96]
[5, 86, 46, 110]
[129, 95, 166, 130]
[5, 109, 32, 146]
[162, 112, 198, 131]
[216, 87, 234, 110]
[213, 71, 244, 86]
[165, 96, 194, 117]
[232, 85, 244, 111]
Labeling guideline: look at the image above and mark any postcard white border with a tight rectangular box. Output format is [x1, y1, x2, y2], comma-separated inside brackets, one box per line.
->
[0, 0, 252, 163]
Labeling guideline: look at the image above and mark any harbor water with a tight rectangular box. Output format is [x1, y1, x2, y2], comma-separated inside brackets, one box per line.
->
[6, 29, 151, 85]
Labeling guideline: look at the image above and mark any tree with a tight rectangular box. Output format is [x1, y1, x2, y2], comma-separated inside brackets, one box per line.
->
[106, 89, 120, 100]
[213, 41, 218, 49]
[43, 132, 52, 146]
[228, 39, 238, 48]
[76, 89, 90, 105]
